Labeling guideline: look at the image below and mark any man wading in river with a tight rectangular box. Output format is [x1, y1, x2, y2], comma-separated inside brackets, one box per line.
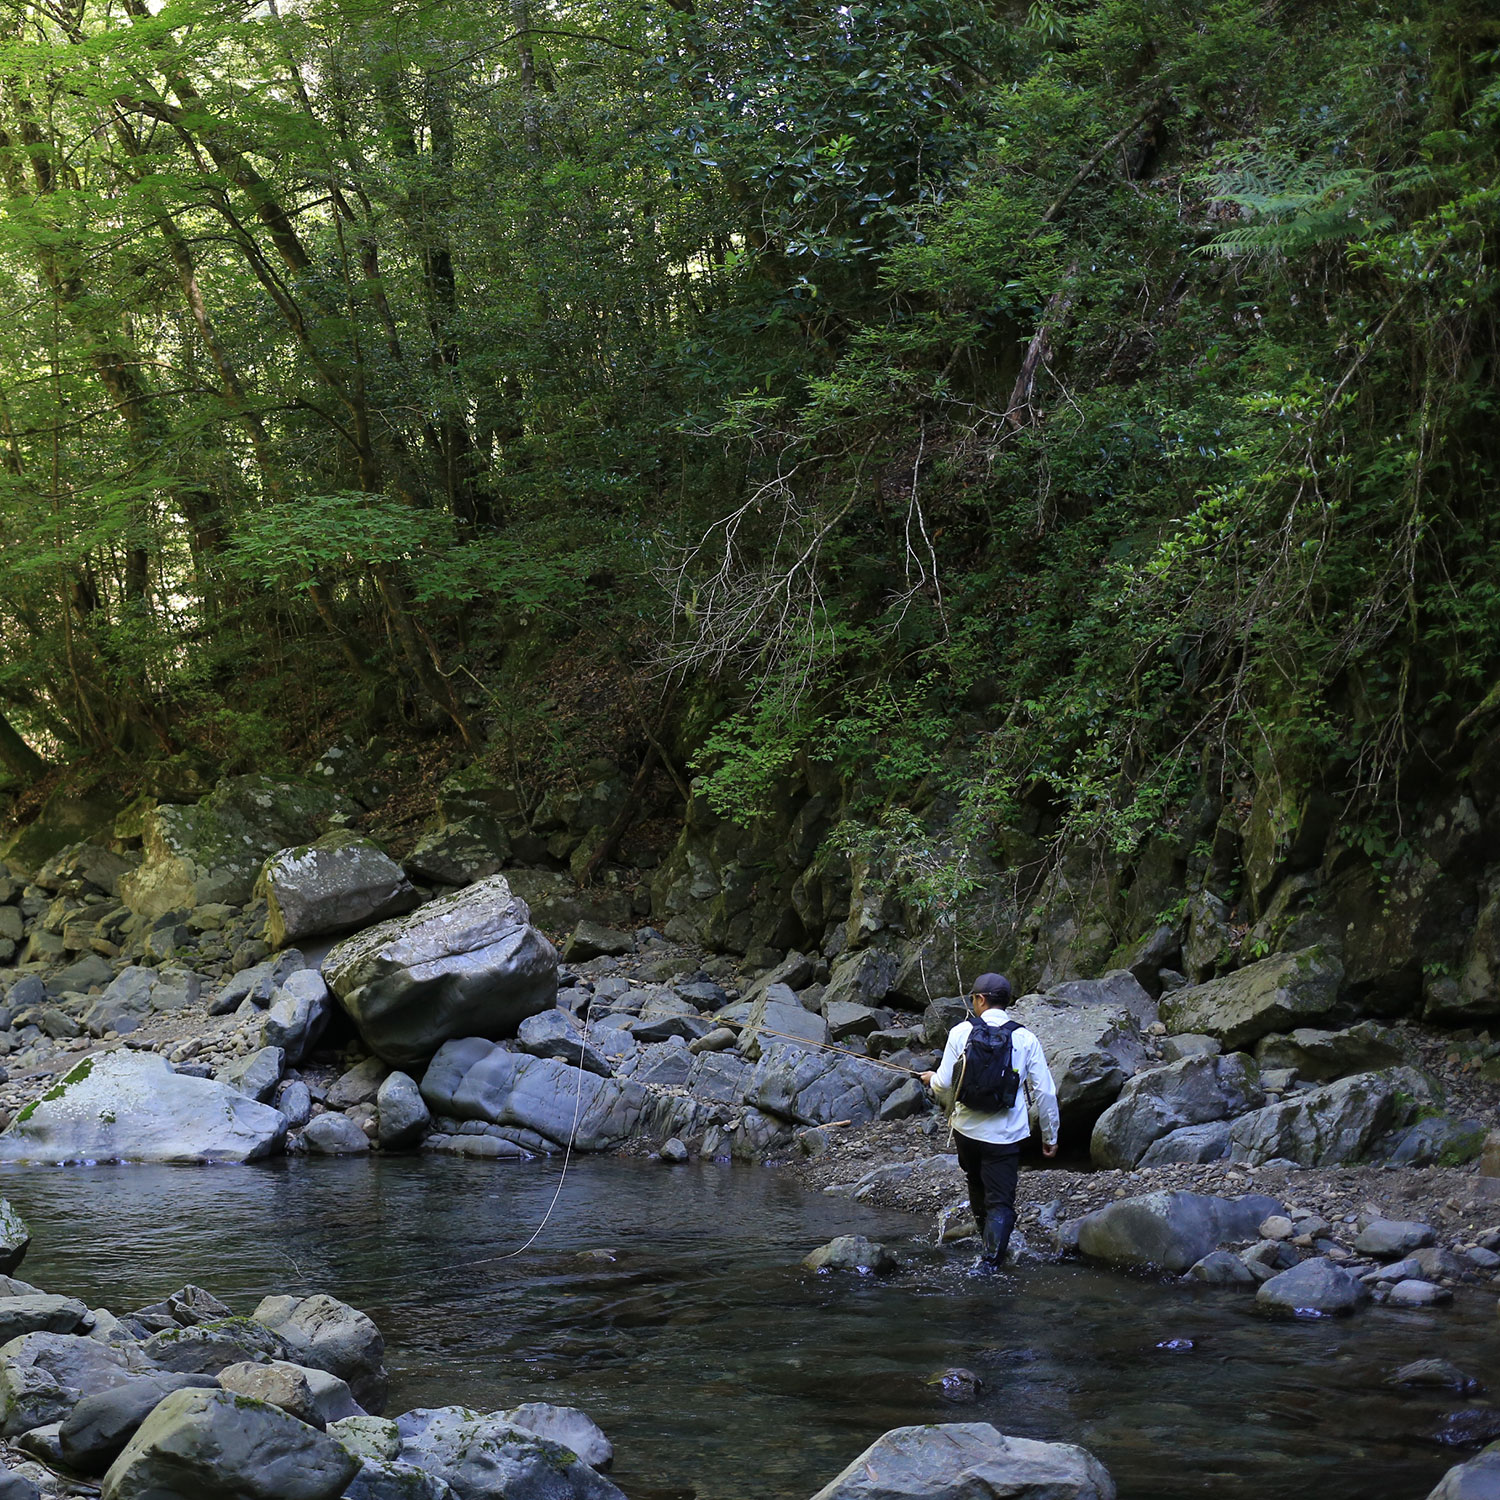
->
[921, 973, 1059, 1268]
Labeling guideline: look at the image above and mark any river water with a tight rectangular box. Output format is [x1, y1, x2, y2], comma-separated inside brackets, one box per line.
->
[0, 1156, 1494, 1500]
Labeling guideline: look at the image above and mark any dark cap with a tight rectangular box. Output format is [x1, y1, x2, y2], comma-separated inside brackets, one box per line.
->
[971, 973, 1011, 1003]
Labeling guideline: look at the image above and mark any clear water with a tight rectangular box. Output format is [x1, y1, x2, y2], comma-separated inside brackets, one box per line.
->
[1, 1156, 1495, 1500]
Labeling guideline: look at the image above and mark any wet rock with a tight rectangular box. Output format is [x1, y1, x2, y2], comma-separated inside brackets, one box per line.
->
[1075, 1191, 1285, 1274]
[58, 1374, 219, 1474]
[0, 1332, 147, 1436]
[0, 1296, 88, 1344]
[1187, 1251, 1257, 1288]
[0, 1205, 27, 1276]
[258, 832, 418, 950]
[324, 877, 557, 1068]
[302, 1113, 371, 1155]
[1433, 1412, 1500, 1448]
[659, 1137, 689, 1163]
[503, 1402, 613, 1469]
[1256, 1257, 1369, 1315]
[1228, 1067, 1431, 1167]
[1160, 947, 1343, 1049]
[1254, 1021, 1405, 1081]
[807, 1421, 1116, 1500]
[802, 1236, 898, 1274]
[393, 1407, 625, 1499]
[1387, 1359, 1483, 1394]
[927, 1368, 984, 1404]
[515, 1010, 612, 1078]
[375, 1073, 430, 1151]
[251, 1294, 388, 1413]
[1386, 1279, 1452, 1307]
[1425, 1447, 1500, 1499]
[0, 1052, 287, 1165]
[1354, 1219, 1436, 1258]
[100, 1386, 358, 1500]
[1090, 1053, 1263, 1169]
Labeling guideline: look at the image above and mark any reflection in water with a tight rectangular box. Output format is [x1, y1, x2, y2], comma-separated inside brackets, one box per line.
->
[2, 1156, 1494, 1500]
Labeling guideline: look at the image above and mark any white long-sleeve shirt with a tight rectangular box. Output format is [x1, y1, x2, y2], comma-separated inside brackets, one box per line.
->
[932, 1007, 1060, 1147]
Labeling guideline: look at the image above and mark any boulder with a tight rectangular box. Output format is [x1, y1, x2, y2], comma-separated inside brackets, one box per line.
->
[1354, 1218, 1436, 1258]
[250, 1294, 388, 1414]
[83, 966, 200, 1037]
[820, 950, 898, 1011]
[258, 832, 418, 950]
[259, 971, 333, 1066]
[562, 923, 634, 962]
[1075, 1191, 1285, 1273]
[217, 1046, 285, 1104]
[119, 775, 352, 917]
[326, 1059, 390, 1109]
[1138, 1120, 1232, 1167]
[217, 1360, 332, 1428]
[0, 1296, 87, 1345]
[1254, 1021, 1405, 1081]
[212, 951, 307, 1015]
[1425, 1447, 1500, 1499]
[303, 1113, 371, 1155]
[393, 1407, 625, 1500]
[142, 1317, 290, 1375]
[802, 1236, 898, 1274]
[1159, 946, 1344, 1049]
[824, 1000, 882, 1041]
[1377, 1113, 1488, 1168]
[402, 818, 511, 889]
[807, 1422, 1116, 1500]
[375, 1072, 431, 1151]
[324, 877, 557, 1068]
[58, 1374, 218, 1474]
[1227, 1067, 1428, 1167]
[738, 988, 829, 1063]
[1256, 1256, 1369, 1315]
[0, 1206, 27, 1276]
[1090, 1053, 1263, 1169]
[345, 1457, 456, 1500]
[0, 1332, 146, 1436]
[100, 1386, 358, 1500]
[746, 1042, 907, 1127]
[515, 1010, 612, 1079]
[1009, 972, 1156, 1117]
[33, 842, 134, 897]
[0, 1052, 287, 1165]
[441, 1044, 645, 1152]
[503, 1403, 612, 1470]
[1387, 1279, 1451, 1307]
[1186, 1251, 1257, 1287]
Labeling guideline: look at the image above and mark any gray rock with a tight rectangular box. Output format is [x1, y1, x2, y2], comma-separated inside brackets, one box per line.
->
[0, 1052, 287, 1165]
[1254, 1021, 1405, 1081]
[503, 1402, 613, 1470]
[100, 1386, 358, 1500]
[257, 832, 418, 950]
[625, 1044, 693, 1090]
[436, 1043, 646, 1151]
[1159, 1033, 1221, 1062]
[1090, 1053, 1263, 1169]
[1009, 972, 1156, 1118]
[878, 1079, 926, 1121]
[688, 1027, 736, 1056]
[821, 951, 898, 1011]
[659, 1137, 689, 1163]
[1160, 946, 1343, 1049]
[328, 1414, 400, 1463]
[0, 1463, 39, 1500]
[1228, 1067, 1429, 1167]
[746, 1041, 907, 1127]
[1354, 1218, 1436, 1258]
[0, 1296, 87, 1344]
[394, 1407, 625, 1500]
[1075, 1191, 1284, 1273]
[0, 1207, 27, 1277]
[823, 1000, 882, 1041]
[685, 1052, 750, 1105]
[1378, 1114, 1488, 1168]
[345, 1457, 456, 1500]
[251, 1294, 388, 1414]
[302, 1113, 371, 1155]
[739, 989, 829, 1062]
[375, 1072, 430, 1151]
[0, 1332, 147, 1436]
[260, 978, 333, 1067]
[59, 1374, 219, 1474]
[1386, 1279, 1452, 1307]
[130, 1285, 233, 1329]
[1425, 1448, 1500, 1500]
[1387, 1359, 1483, 1393]
[1256, 1256, 1370, 1315]
[1138, 1120, 1232, 1167]
[418, 1038, 507, 1114]
[211, 951, 306, 1015]
[142, 1317, 290, 1375]
[562, 923, 633, 961]
[324, 877, 557, 1068]
[217, 1360, 325, 1427]
[807, 1421, 1116, 1500]
[403, 818, 510, 888]
[802, 1236, 897, 1274]
[515, 1010, 612, 1078]
[277, 1081, 313, 1129]
[217, 1045, 285, 1104]
[326, 1058, 390, 1109]
[1186, 1251, 1258, 1287]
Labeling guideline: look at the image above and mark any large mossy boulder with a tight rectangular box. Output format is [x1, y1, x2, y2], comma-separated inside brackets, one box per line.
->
[1227, 1066, 1432, 1167]
[1090, 1053, 1263, 1169]
[256, 832, 418, 949]
[0, 788, 120, 880]
[1159, 946, 1343, 1049]
[1074, 1190, 1283, 1273]
[808, 1422, 1116, 1500]
[0, 1052, 288, 1165]
[324, 877, 558, 1068]
[119, 775, 352, 917]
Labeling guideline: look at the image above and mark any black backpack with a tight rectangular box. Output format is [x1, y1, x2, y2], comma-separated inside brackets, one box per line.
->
[956, 1020, 1022, 1112]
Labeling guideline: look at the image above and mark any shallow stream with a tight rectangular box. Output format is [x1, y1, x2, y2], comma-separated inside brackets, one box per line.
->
[1, 1157, 1495, 1500]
